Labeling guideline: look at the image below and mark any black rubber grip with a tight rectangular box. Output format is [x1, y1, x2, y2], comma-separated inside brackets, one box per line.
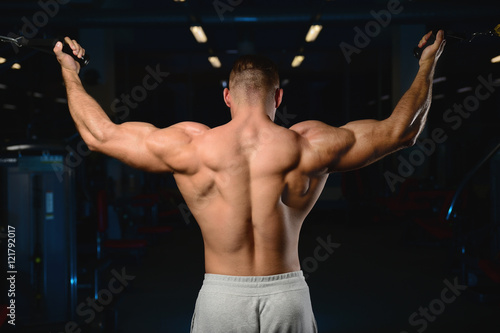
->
[19, 37, 90, 67]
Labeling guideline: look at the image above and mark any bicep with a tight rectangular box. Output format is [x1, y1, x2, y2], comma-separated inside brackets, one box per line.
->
[94, 122, 199, 173]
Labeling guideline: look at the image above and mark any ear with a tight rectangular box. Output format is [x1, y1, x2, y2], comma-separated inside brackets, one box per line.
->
[223, 88, 231, 108]
[274, 88, 283, 109]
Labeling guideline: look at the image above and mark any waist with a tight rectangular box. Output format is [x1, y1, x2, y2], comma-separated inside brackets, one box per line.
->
[200, 270, 308, 295]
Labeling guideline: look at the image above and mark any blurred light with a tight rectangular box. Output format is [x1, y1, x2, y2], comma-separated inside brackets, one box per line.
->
[221, 80, 228, 88]
[11, 63, 21, 70]
[291, 55, 305, 68]
[0, 83, 7, 89]
[433, 76, 446, 84]
[380, 95, 390, 101]
[55, 97, 68, 104]
[281, 79, 290, 87]
[491, 55, 500, 63]
[433, 94, 445, 100]
[190, 26, 207, 43]
[33, 92, 44, 98]
[208, 56, 222, 68]
[0, 57, 6, 64]
[234, 17, 258, 22]
[3, 104, 17, 110]
[173, 0, 185, 2]
[457, 87, 472, 93]
[305, 25, 323, 42]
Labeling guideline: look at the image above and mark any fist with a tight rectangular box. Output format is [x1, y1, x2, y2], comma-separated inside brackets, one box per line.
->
[53, 37, 86, 74]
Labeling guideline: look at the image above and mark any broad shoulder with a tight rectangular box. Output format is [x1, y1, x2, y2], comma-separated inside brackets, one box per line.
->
[290, 120, 355, 144]
[169, 121, 211, 136]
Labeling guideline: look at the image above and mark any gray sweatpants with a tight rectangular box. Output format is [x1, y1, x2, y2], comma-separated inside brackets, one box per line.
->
[190, 271, 318, 333]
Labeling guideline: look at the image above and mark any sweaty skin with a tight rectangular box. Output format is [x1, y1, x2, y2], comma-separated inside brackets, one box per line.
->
[54, 32, 445, 276]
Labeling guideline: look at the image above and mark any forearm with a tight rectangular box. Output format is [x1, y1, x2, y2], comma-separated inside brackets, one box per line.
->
[389, 60, 435, 145]
[62, 68, 114, 150]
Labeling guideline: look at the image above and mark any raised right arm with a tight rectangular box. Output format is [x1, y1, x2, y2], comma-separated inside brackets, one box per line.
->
[54, 37, 208, 174]
[292, 30, 446, 174]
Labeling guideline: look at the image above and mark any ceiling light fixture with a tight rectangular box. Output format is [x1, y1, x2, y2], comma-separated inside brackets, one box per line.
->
[291, 55, 305, 68]
[305, 25, 323, 42]
[0, 57, 6, 64]
[11, 63, 21, 70]
[208, 56, 222, 68]
[190, 26, 208, 43]
[491, 55, 500, 63]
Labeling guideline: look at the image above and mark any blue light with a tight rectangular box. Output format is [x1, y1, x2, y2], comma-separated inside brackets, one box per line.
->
[234, 17, 258, 22]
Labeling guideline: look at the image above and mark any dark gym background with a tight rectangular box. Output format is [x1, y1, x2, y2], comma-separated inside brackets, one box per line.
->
[1, 0, 500, 332]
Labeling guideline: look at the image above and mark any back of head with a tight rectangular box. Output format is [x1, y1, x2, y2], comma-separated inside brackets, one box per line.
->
[229, 55, 280, 104]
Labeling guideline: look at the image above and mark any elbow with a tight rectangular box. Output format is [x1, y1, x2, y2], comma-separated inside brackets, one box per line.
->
[401, 135, 418, 148]
[82, 122, 116, 152]
[83, 136, 101, 152]
[86, 141, 99, 152]
[393, 127, 419, 149]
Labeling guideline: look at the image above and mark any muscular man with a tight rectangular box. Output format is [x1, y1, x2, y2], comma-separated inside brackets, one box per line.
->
[54, 30, 445, 332]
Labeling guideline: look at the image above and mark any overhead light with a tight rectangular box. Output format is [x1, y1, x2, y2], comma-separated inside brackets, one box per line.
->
[11, 63, 21, 70]
[491, 55, 500, 63]
[208, 56, 221, 68]
[305, 25, 323, 42]
[0, 83, 7, 89]
[0, 57, 6, 64]
[190, 26, 207, 43]
[173, 0, 186, 2]
[291, 55, 305, 68]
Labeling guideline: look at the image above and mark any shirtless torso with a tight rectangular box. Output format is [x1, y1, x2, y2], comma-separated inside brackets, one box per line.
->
[54, 30, 445, 277]
[173, 115, 328, 276]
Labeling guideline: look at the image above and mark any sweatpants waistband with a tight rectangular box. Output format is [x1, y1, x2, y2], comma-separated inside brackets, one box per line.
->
[200, 270, 308, 296]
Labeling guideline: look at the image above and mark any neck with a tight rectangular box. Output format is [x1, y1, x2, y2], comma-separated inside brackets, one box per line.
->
[230, 103, 275, 122]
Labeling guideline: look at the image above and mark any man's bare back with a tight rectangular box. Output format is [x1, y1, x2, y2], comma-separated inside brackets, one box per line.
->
[54, 31, 445, 280]
[172, 113, 329, 276]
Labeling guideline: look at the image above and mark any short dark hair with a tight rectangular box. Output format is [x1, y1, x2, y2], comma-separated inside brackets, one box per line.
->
[229, 55, 280, 96]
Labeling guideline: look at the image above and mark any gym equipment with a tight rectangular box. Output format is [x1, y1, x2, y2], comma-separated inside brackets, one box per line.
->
[0, 34, 90, 67]
[413, 24, 500, 60]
